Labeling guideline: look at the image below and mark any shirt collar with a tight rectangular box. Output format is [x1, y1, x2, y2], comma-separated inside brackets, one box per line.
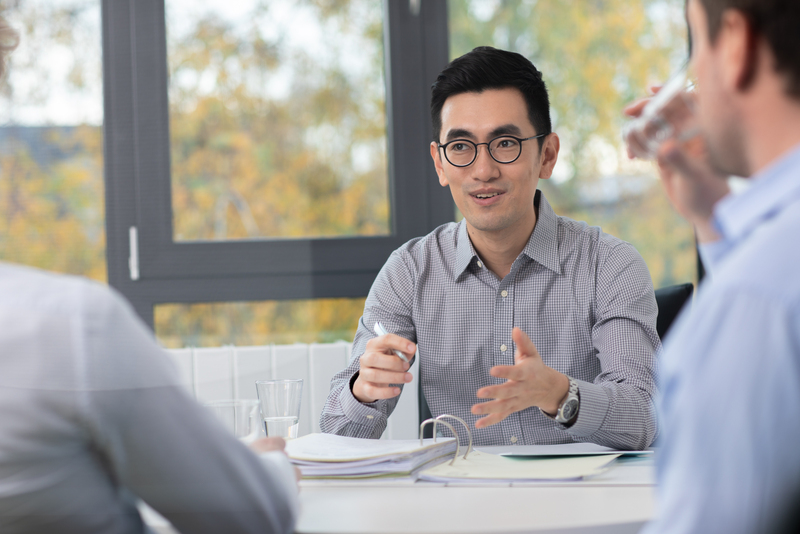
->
[453, 190, 562, 280]
[524, 191, 562, 275]
[714, 143, 800, 244]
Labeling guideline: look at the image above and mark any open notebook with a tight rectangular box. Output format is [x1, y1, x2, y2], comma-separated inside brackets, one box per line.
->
[415, 415, 621, 483]
[286, 415, 626, 482]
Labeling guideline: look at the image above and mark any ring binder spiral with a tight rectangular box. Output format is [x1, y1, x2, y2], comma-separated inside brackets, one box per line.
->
[419, 414, 473, 465]
[417, 413, 622, 483]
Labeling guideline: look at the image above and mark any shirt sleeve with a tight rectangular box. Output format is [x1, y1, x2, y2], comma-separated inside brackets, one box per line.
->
[79, 284, 299, 534]
[319, 249, 417, 438]
[565, 242, 660, 450]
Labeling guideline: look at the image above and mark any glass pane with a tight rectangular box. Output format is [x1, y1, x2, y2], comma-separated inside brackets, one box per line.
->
[448, 0, 696, 288]
[0, 1, 105, 281]
[155, 298, 366, 348]
[165, 0, 389, 242]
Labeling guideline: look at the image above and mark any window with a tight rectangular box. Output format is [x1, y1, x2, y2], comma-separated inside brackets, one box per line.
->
[0, 1, 105, 281]
[102, 0, 451, 331]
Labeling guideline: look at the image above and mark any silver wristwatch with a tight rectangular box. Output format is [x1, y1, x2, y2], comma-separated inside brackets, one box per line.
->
[541, 377, 580, 424]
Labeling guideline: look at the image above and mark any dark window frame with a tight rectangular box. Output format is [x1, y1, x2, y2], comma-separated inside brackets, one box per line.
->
[102, 0, 452, 327]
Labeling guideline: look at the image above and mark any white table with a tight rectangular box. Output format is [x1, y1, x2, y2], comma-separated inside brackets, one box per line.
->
[296, 455, 654, 534]
[143, 456, 655, 534]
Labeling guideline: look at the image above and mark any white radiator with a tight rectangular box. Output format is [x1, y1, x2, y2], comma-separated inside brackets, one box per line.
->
[166, 342, 420, 439]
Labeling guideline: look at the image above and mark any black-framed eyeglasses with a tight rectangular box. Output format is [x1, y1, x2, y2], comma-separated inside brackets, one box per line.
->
[437, 133, 549, 167]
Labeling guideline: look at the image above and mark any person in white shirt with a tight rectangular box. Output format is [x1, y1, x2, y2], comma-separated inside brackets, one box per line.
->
[0, 18, 298, 534]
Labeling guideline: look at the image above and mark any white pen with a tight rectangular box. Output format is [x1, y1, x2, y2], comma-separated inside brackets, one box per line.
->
[373, 322, 410, 363]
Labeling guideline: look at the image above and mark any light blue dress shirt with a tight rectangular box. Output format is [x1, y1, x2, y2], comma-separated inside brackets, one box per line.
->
[644, 145, 800, 534]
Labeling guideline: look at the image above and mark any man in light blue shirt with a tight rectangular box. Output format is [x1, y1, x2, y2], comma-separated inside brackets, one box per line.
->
[626, 0, 800, 532]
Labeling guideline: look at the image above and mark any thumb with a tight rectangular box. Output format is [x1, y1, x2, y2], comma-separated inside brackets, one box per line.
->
[512, 327, 540, 363]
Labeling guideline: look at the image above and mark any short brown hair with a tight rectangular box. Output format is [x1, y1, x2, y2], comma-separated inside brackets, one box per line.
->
[0, 15, 19, 80]
[698, 0, 800, 97]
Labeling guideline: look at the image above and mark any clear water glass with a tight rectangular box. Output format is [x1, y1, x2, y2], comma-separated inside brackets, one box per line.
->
[203, 399, 262, 444]
[255, 379, 303, 440]
[623, 64, 701, 159]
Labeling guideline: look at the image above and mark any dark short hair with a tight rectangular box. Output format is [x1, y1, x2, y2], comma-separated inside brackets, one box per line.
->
[430, 46, 551, 149]
[698, 0, 800, 98]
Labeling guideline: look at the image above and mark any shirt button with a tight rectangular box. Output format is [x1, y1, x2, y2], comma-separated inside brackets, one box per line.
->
[510, 436, 518, 444]
[366, 415, 374, 420]
[500, 344, 507, 352]
[477, 261, 483, 268]
[501, 290, 508, 298]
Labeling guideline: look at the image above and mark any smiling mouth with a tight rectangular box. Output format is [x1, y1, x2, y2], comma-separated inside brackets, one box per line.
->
[473, 192, 502, 199]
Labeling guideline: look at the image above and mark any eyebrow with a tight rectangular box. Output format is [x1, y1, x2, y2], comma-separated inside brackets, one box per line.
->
[443, 123, 525, 142]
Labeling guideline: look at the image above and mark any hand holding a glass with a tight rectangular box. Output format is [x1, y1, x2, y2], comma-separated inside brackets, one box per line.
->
[623, 66, 730, 243]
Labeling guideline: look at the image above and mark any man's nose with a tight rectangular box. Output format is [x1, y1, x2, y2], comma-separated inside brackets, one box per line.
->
[472, 144, 499, 180]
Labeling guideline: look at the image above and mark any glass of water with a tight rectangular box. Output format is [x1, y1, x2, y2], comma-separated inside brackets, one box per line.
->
[203, 399, 262, 444]
[255, 379, 303, 440]
[623, 63, 701, 160]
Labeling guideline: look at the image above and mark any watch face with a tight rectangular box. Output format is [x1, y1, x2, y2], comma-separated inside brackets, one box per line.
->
[561, 399, 578, 421]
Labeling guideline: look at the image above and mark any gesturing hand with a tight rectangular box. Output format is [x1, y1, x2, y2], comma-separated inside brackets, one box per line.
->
[352, 333, 415, 404]
[472, 328, 569, 429]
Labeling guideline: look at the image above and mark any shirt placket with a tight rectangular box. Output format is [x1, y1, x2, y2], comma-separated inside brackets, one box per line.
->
[496, 263, 523, 446]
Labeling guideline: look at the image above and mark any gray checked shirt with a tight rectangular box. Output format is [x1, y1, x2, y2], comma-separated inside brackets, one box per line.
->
[320, 191, 659, 450]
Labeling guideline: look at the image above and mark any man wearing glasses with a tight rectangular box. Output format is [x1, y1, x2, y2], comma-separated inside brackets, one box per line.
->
[321, 46, 659, 450]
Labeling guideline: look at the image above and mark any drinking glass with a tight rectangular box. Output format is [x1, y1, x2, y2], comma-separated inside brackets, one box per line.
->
[255, 379, 303, 440]
[203, 399, 262, 444]
[623, 64, 701, 160]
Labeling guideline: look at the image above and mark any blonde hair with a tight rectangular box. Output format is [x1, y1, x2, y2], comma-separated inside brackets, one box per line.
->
[0, 15, 20, 80]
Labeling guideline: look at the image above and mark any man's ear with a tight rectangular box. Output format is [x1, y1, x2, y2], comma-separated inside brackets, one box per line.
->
[430, 141, 449, 187]
[718, 8, 758, 92]
[537, 133, 560, 180]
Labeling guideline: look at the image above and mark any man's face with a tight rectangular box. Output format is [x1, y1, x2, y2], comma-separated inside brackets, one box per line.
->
[687, 0, 750, 176]
[430, 88, 556, 236]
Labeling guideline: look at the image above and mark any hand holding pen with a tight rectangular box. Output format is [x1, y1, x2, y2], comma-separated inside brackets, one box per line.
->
[351, 322, 416, 404]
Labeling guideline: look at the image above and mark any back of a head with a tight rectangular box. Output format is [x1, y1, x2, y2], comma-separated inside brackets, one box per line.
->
[699, 0, 800, 98]
[0, 16, 19, 80]
[430, 46, 551, 146]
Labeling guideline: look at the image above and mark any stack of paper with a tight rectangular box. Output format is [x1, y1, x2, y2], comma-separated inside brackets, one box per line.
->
[285, 433, 457, 479]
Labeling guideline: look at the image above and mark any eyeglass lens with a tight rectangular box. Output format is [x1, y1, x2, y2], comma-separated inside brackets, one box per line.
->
[445, 137, 522, 166]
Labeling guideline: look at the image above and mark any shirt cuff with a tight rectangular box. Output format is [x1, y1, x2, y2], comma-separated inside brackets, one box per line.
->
[565, 379, 610, 438]
[258, 451, 300, 520]
[339, 373, 388, 428]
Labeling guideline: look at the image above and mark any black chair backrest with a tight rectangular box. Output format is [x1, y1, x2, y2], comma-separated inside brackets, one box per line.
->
[418, 282, 695, 431]
[655, 282, 693, 341]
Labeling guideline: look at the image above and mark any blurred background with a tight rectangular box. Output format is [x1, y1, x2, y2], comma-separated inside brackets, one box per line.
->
[0, 0, 692, 349]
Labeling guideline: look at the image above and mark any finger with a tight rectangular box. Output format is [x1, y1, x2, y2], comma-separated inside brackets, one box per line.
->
[489, 365, 526, 381]
[622, 97, 650, 117]
[512, 328, 540, 362]
[248, 437, 286, 454]
[361, 351, 411, 372]
[474, 411, 512, 429]
[366, 333, 416, 359]
[476, 381, 520, 400]
[472, 397, 517, 416]
[359, 367, 413, 385]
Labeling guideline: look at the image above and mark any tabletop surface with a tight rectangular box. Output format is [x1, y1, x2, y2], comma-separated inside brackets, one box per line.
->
[296, 455, 655, 534]
[142, 456, 656, 534]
